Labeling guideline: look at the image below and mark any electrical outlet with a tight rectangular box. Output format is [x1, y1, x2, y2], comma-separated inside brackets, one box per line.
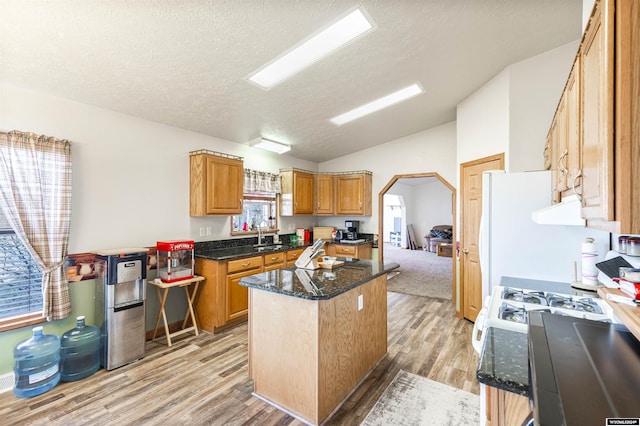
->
[358, 294, 364, 311]
[199, 227, 206, 237]
[206, 226, 212, 236]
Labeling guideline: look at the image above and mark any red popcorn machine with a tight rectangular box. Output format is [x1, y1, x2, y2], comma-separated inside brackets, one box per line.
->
[156, 240, 195, 283]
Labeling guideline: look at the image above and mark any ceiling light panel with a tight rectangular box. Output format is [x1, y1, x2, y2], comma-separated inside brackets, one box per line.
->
[330, 84, 424, 125]
[247, 7, 375, 90]
[250, 137, 291, 154]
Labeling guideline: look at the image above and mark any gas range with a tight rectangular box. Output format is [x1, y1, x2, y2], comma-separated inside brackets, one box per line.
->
[485, 286, 612, 333]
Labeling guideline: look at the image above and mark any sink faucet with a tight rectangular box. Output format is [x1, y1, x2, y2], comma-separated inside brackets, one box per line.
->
[256, 219, 269, 246]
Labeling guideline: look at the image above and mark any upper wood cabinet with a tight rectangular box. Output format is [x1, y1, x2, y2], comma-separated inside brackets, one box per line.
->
[190, 150, 243, 216]
[580, 0, 615, 223]
[281, 169, 373, 216]
[545, 0, 639, 233]
[280, 169, 314, 216]
[315, 174, 335, 215]
[335, 172, 372, 216]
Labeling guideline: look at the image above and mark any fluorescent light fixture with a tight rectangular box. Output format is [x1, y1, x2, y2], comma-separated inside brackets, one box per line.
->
[247, 7, 375, 89]
[330, 84, 424, 125]
[250, 137, 291, 154]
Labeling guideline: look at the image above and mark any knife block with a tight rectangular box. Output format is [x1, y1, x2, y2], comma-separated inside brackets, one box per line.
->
[295, 246, 326, 270]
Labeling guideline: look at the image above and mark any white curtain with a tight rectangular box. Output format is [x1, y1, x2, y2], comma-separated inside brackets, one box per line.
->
[0, 131, 73, 321]
[243, 169, 281, 194]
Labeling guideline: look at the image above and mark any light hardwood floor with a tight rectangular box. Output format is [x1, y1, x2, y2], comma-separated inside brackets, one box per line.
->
[0, 292, 479, 425]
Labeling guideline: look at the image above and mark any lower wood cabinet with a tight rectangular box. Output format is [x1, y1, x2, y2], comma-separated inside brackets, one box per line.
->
[325, 242, 373, 259]
[286, 247, 304, 267]
[485, 386, 530, 426]
[195, 247, 304, 333]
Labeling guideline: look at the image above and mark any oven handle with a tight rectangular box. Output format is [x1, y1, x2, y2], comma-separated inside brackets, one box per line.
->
[471, 307, 488, 354]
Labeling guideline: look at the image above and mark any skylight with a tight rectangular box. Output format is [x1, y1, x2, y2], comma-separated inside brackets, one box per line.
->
[247, 7, 375, 90]
[330, 84, 424, 125]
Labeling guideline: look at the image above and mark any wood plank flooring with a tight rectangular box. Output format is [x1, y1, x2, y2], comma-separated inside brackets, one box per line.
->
[0, 292, 479, 425]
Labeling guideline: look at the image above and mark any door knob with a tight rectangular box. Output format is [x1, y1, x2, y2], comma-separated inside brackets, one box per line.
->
[462, 248, 469, 254]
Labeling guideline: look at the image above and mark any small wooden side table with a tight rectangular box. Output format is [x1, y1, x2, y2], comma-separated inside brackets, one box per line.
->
[149, 275, 205, 347]
[437, 243, 453, 257]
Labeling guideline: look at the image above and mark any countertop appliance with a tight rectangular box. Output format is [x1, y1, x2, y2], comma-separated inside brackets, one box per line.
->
[94, 248, 148, 370]
[528, 311, 640, 425]
[480, 170, 610, 303]
[345, 220, 360, 240]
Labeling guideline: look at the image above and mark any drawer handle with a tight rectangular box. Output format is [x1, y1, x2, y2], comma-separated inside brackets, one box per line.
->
[270, 256, 277, 261]
[242, 262, 250, 267]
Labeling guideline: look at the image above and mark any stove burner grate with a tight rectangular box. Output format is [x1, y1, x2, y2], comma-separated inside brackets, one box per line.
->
[546, 294, 603, 314]
[501, 287, 548, 305]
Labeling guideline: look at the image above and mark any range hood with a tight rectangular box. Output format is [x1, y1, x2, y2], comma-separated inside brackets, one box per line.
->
[531, 195, 585, 226]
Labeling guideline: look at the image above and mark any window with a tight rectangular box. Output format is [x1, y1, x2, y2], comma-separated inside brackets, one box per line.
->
[231, 194, 278, 234]
[0, 211, 43, 329]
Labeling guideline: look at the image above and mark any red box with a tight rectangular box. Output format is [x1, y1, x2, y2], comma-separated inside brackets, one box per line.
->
[156, 240, 194, 283]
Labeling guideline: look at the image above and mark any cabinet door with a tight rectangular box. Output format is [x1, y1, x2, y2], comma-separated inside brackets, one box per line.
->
[564, 61, 582, 199]
[227, 273, 249, 320]
[555, 93, 569, 194]
[581, 0, 615, 222]
[548, 118, 561, 203]
[336, 173, 372, 215]
[293, 171, 314, 214]
[206, 156, 243, 215]
[315, 175, 335, 215]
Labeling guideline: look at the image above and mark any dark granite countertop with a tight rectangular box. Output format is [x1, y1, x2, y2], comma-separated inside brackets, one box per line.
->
[476, 276, 594, 397]
[476, 327, 529, 396]
[195, 239, 373, 261]
[239, 258, 399, 300]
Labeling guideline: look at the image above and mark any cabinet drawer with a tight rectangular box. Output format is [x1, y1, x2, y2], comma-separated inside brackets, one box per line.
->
[333, 245, 357, 256]
[263, 252, 285, 268]
[227, 256, 263, 274]
[286, 248, 305, 262]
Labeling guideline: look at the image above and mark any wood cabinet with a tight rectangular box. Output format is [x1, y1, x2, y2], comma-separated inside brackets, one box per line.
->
[485, 386, 530, 426]
[280, 169, 314, 216]
[286, 247, 304, 267]
[280, 169, 373, 216]
[263, 252, 286, 271]
[315, 174, 335, 215]
[190, 150, 243, 216]
[325, 242, 373, 259]
[195, 246, 309, 332]
[580, 0, 615, 223]
[226, 256, 263, 321]
[335, 172, 372, 216]
[544, 0, 640, 233]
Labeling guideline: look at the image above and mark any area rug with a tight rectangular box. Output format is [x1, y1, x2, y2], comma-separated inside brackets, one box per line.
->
[383, 244, 452, 300]
[361, 370, 479, 426]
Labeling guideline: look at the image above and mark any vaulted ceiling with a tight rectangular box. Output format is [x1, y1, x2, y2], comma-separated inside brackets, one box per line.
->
[0, 0, 583, 162]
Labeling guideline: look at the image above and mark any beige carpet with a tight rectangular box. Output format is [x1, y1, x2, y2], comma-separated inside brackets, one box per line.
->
[361, 370, 479, 426]
[383, 244, 453, 300]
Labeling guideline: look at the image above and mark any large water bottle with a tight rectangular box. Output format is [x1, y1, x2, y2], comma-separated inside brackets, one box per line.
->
[60, 316, 101, 382]
[13, 326, 61, 398]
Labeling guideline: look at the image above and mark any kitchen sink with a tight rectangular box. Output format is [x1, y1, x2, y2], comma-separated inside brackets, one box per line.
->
[254, 244, 287, 252]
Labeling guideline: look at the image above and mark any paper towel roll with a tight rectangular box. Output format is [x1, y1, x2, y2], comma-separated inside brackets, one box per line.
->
[582, 237, 599, 285]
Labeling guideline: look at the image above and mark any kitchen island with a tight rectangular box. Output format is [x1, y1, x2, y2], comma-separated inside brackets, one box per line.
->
[239, 258, 399, 425]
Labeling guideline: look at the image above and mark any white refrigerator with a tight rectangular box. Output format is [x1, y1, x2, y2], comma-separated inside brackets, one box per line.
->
[479, 170, 610, 300]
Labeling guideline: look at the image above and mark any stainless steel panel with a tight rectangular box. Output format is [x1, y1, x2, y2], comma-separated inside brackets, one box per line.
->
[105, 303, 145, 370]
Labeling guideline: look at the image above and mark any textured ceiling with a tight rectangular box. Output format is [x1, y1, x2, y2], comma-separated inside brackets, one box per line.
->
[0, 0, 583, 163]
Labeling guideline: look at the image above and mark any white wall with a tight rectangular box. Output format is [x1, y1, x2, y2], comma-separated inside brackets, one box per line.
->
[318, 121, 457, 235]
[411, 180, 453, 241]
[0, 83, 317, 253]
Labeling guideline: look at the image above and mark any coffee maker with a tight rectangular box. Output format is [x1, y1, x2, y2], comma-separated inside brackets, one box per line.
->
[344, 220, 360, 240]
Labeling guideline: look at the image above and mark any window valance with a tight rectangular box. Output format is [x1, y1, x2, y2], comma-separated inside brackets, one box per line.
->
[244, 169, 281, 194]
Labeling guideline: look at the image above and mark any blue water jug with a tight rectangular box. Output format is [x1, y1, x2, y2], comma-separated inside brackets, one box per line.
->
[60, 316, 101, 381]
[13, 326, 61, 398]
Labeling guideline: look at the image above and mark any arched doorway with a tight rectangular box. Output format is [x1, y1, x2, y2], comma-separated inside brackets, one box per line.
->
[378, 172, 457, 304]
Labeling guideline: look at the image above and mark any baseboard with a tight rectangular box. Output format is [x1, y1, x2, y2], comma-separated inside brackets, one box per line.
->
[0, 371, 14, 394]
